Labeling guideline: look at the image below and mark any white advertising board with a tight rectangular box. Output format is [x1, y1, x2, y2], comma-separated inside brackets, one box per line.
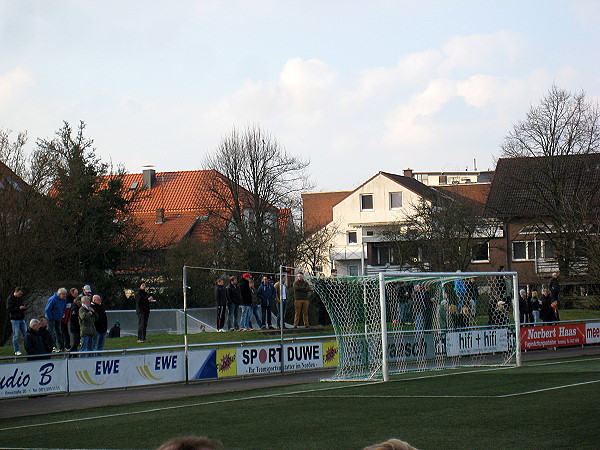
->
[68, 351, 185, 392]
[585, 322, 600, 344]
[237, 341, 323, 375]
[0, 359, 67, 398]
[446, 328, 508, 357]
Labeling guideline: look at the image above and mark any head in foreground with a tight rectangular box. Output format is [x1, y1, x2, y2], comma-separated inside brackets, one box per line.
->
[157, 436, 223, 450]
[363, 438, 417, 450]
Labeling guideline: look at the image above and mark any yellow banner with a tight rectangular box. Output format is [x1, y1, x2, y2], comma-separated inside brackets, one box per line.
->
[216, 348, 237, 377]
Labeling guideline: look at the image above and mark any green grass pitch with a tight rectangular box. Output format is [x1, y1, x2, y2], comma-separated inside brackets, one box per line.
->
[1, 356, 599, 449]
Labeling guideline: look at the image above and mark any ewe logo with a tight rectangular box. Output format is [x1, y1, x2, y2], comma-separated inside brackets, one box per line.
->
[136, 365, 163, 381]
[75, 370, 104, 386]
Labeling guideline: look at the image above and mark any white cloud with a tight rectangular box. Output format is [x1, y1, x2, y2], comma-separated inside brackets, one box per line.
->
[0, 67, 33, 107]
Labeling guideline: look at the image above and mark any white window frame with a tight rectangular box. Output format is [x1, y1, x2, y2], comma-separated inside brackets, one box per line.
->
[389, 192, 402, 210]
[512, 240, 545, 261]
[347, 231, 358, 244]
[471, 242, 490, 263]
[360, 194, 374, 211]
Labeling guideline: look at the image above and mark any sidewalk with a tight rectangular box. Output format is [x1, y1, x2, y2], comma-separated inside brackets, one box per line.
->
[2, 346, 599, 420]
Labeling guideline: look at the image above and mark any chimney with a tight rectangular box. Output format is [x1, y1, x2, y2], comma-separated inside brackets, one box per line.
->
[155, 208, 165, 224]
[142, 168, 155, 190]
[403, 168, 413, 178]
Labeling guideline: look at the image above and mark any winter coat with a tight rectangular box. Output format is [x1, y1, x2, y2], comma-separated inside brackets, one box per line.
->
[39, 326, 54, 353]
[135, 289, 152, 314]
[293, 279, 310, 301]
[549, 277, 560, 300]
[214, 284, 227, 307]
[257, 282, 276, 307]
[93, 302, 108, 334]
[79, 305, 98, 337]
[24, 328, 45, 357]
[70, 303, 81, 333]
[226, 283, 241, 305]
[45, 292, 66, 321]
[6, 293, 26, 320]
[239, 278, 252, 306]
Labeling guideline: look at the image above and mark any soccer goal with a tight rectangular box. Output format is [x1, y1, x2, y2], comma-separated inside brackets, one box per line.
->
[310, 271, 521, 382]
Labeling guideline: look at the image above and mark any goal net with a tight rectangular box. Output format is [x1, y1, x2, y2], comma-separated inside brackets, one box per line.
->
[309, 271, 521, 381]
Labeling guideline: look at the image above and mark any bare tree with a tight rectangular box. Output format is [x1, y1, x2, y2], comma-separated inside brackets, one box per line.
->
[498, 86, 600, 278]
[296, 223, 339, 274]
[203, 125, 311, 272]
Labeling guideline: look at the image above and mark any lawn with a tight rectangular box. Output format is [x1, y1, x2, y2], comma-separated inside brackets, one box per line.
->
[1, 356, 599, 449]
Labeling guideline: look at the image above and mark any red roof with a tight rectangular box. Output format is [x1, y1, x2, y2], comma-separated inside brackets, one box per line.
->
[114, 169, 235, 246]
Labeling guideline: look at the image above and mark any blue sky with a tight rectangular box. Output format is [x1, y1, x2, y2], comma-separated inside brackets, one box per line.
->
[1, 0, 599, 190]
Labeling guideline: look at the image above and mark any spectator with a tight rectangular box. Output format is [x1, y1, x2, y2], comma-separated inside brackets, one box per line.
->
[7, 287, 27, 356]
[493, 300, 509, 327]
[239, 273, 253, 331]
[44, 287, 68, 351]
[549, 272, 560, 301]
[62, 288, 78, 350]
[69, 297, 82, 351]
[248, 279, 263, 330]
[529, 290, 542, 325]
[518, 289, 530, 325]
[79, 296, 98, 353]
[394, 283, 411, 325]
[274, 275, 288, 329]
[24, 319, 45, 360]
[226, 276, 241, 331]
[214, 278, 227, 332]
[453, 272, 467, 311]
[465, 277, 479, 316]
[108, 321, 121, 338]
[412, 284, 426, 331]
[135, 282, 155, 343]
[82, 284, 93, 297]
[546, 299, 560, 324]
[293, 272, 311, 328]
[38, 317, 54, 356]
[92, 295, 108, 351]
[257, 276, 276, 329]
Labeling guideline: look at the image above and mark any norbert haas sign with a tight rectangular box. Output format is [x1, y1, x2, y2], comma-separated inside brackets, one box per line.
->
[237, 341, 323, 375]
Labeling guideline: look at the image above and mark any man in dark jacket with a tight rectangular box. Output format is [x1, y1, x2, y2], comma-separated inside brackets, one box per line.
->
[518, 289, 530, 325]
[69, 297, 82, 351]
[24, 319, 45, 360]
[214, 279, 227, 332]
[38, 317, 55, 356]
[7, 287, 27, 356]
[92, 295, 108, 350]
[549, 272, 560, 301]
[135, 282, 154, 343]
[44, 288, 68, 351]
[257, 276, 276, 329]
[225, 277, 241, 331]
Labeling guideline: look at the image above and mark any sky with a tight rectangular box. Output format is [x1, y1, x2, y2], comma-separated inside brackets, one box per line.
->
[1, 0, 599, 191]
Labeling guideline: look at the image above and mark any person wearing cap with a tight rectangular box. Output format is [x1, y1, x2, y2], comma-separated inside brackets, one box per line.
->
[239, 273, 253, 330]
[44, 288, 68, 352]
[109, 320, 121, 338]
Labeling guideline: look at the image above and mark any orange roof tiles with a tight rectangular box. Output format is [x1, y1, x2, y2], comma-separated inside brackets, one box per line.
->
[301, 191, 351, 232]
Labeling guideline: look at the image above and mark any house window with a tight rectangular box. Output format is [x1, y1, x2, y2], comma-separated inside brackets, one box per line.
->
[389, 192, 402, 209]
[365, 230, 374, 237]
[347, 231, 358, 244]
[360, 194, 374, 211]
[512, 240, 543, 261]
[471, 242, 489, 263]
[348, 265, 359, 276]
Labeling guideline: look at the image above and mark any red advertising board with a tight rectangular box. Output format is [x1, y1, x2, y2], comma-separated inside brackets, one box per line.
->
[520, 324, 586, 350]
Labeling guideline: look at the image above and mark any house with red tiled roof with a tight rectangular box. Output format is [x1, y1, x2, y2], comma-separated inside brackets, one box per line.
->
[116, 168, 245, 248]
[302, 170, 495, 276]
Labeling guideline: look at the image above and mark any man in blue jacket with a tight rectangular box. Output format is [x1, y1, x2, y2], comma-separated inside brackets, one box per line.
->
[257, 276, 276, 330]
[44, 288, 68, 352]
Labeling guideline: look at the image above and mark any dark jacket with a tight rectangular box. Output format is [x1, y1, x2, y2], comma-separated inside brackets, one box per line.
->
[93, 302, 108, 334]
[135, 289, 152, 314]
[45, 292, 66, 321]
[226, 283, 241, 305]
[540, 294, 552, 321]
[293, 279, 310, 301]
[549, 277, 560, 300]
[108, 324, 121, 338]
[24, 328, 45, 357]
[257, 282, 276, 307]
[39, 326, 54, 353]
[7, 293, 26, 320]
[239, 278, 252, 306]
[70, 302, 81, 333]
[518, 294, 530, 315]
[215, 284, 227, 307]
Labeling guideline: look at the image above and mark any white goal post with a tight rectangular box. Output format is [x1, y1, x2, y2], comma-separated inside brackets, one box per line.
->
[309, 271, 521, 382]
